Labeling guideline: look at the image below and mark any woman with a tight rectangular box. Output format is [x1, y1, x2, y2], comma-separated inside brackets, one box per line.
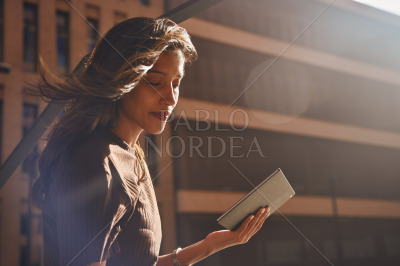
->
[33, 17, 270, 266]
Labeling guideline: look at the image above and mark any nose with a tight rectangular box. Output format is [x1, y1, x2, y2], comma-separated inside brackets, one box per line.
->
[161, 83, 178, 106]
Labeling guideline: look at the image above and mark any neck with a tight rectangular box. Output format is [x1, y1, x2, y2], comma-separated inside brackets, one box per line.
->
[111, 123, 143, 147]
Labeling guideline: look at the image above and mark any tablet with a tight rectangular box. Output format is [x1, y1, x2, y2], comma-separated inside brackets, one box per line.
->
[217, 168, 295, 230]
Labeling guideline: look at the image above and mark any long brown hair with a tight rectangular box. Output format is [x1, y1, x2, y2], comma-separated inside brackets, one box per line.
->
[32, 17, 197, 208]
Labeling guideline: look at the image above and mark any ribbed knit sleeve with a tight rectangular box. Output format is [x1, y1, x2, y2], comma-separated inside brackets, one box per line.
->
[42, 130, 161, 266]
[106, 139, 162, 266]
[53, 138, 139, 266]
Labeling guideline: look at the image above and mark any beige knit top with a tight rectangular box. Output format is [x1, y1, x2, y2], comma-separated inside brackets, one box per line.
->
[42, 130, 162, 266]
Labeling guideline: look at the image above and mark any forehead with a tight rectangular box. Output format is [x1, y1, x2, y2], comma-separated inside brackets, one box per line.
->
[149, 51, 185, 77]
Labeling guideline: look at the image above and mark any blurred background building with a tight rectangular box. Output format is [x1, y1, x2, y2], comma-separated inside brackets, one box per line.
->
[1, 0, 400, 265]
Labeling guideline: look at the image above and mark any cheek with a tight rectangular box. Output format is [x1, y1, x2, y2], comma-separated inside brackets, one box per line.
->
[120, 92, 139, 116]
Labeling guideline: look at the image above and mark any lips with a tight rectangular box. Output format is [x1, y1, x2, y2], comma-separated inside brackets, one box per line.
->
[151, 111, 171, 121]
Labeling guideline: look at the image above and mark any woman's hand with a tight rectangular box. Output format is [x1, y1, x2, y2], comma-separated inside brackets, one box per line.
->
[156, 207, 270, 266]
[205, 206, 271, 253]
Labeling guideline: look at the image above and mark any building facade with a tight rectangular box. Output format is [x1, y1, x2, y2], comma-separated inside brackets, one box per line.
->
[1, 0, 400, 265]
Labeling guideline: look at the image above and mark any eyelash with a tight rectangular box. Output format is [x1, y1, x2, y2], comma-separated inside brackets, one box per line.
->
[148, 82, 180, 89]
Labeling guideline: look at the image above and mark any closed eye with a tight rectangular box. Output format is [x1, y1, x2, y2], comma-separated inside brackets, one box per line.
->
[149, 82, 161, 87]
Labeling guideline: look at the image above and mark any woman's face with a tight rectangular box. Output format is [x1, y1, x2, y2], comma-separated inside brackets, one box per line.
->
[118, 50, 185, 135]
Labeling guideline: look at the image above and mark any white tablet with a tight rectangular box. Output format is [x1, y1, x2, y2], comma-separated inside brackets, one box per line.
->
[217, 168, 295, 230]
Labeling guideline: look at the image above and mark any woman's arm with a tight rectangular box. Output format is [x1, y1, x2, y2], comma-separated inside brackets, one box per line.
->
[156, 206, 270, 266]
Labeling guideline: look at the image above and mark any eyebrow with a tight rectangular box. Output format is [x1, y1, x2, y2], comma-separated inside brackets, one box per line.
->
[147, 69, 184, 78]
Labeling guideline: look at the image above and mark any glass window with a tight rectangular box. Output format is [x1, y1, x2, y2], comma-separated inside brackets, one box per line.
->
[0, 96, 2, 162]
[19, 246, 28, 266]
[173, 118, 400, 200]
[140, 0, 150, 6]
[22, 103, 38, 175]
[86, 5, 99, 53]
[56, 11, 69, 74]
[0, 0, 4, 62]
[383, 235, 400, 257]
[22, 103, 37, 133]
[20, 214, 29, 236]
[87, 17, 99, 52]
[23, 3, 38, 72]
[178, 214, 400, 265]
[265, 239, 302, 264]
[342, 237, 376, 259]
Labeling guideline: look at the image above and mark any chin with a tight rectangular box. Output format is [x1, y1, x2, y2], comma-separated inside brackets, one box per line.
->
[146, 125, 167, 135]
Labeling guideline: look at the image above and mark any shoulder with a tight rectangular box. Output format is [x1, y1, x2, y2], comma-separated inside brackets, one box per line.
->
[67, 130, 124, 173]
[55, 131, 113, 187]
[74, 131, 111, 163]
[51, 131, 116, 207]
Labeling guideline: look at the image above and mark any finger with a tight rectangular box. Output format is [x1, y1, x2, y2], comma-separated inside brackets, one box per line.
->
[256, 206, 270, 223]
[253, 207, 267, 223]
[240, 207, 268, 236]
[260, 206, 270, 221]
[244, 208, 267, 235]
[249, 208, 267, 226]
[257, 207, 267, 216]
[236, 214, 254, 234]
[252, 207, 265, 221]
[255, 207, 270, 230]
[247, 207, 270, 236]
